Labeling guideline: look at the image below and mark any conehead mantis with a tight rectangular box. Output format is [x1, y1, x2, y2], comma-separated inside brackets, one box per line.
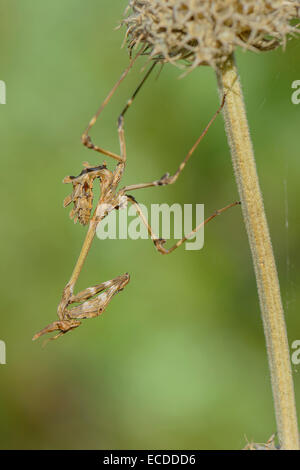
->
[33, 50, 240, 344]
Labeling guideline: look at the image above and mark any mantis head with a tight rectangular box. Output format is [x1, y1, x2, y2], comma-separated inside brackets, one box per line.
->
[32, 319, 81, 345]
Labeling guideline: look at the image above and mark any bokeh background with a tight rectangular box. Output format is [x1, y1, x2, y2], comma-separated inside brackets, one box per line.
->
[0, 0, 299, 450]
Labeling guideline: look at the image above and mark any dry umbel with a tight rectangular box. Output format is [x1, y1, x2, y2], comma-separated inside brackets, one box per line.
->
[123, 0, 300, 69]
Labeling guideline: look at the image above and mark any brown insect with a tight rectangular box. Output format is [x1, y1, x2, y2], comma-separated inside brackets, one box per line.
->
[33, 52, 240, 344]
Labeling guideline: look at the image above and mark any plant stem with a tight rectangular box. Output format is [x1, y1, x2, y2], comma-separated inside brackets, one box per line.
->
[216, 54, 299, 450]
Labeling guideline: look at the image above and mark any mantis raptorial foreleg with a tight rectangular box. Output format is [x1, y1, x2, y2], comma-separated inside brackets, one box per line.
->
[67, 274, 130, 320]
[33, 274, 130, 342]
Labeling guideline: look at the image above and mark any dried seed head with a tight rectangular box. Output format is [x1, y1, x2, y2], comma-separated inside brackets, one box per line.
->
[122, 0, 300, 70]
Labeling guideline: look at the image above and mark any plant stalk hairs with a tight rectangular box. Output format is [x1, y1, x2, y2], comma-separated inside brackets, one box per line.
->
[122, 0, 300, 450]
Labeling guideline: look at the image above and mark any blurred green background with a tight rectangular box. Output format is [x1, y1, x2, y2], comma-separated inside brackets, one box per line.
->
[0, 0, 299, 450]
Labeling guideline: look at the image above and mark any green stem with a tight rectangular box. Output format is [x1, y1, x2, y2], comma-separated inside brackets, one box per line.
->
[216, 54, 299, 450]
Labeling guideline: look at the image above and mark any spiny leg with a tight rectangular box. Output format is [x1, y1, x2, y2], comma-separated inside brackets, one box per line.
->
[118, 61, 157, 124]
[110, 62, 158, 188]
[126, 195, 240, 255]
[81, 55, 157, 164]
[110, 115, 127, 188]
[121, 95, 226, 193]
[81, 53, 139, 162]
